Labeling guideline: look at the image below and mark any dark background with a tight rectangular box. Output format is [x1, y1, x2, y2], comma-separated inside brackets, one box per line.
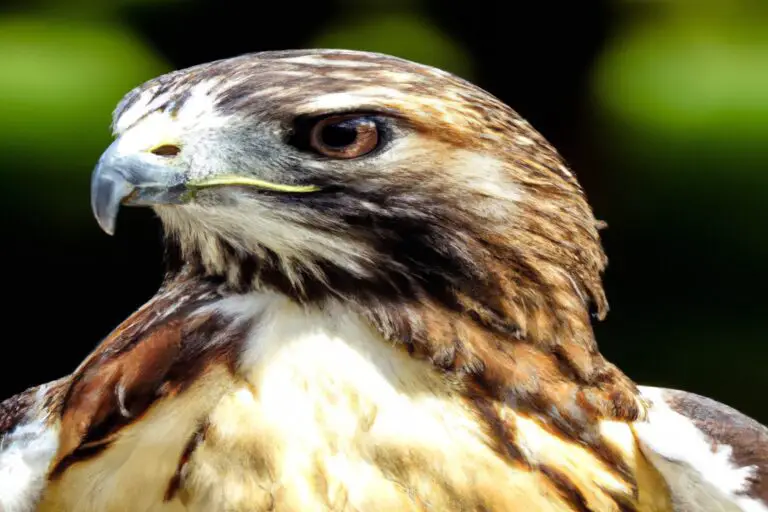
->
[0, 0, 766, 420]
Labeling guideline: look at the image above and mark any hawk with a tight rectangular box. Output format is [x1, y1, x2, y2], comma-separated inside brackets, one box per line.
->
[1, 49, 766, 512]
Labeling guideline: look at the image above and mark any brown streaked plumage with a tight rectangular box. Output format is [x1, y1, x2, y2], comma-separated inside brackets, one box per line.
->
[1, 49, 766, 512]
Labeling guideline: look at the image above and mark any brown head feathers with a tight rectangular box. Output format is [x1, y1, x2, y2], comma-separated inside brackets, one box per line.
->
[129, 50, 644, 438]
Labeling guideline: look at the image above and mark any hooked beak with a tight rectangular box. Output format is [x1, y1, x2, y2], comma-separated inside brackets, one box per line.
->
[90, 139, 187, 235]
[91, 137, 323, 235]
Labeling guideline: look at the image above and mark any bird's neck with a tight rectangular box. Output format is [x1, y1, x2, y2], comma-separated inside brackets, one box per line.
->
[192, 292, 647, 511]
[160, 209, 644, 444]
[43, 283, 652, 511]
[166, 255, 644, 442]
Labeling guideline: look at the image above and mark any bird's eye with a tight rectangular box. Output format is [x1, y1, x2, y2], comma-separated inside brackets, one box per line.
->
[309, 116, 379, 159]
[150, 144, 181, 157]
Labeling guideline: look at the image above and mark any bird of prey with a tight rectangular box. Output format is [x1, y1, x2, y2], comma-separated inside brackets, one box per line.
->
[1, 49, 766, 512]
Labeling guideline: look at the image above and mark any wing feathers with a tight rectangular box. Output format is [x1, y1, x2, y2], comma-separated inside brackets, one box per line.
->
[0, 381, 64, 512]
[54, 318, 185, 473]
[0, 276, 238, 511]
[635, 385, 768, 512]
[53, 281, 243, 474]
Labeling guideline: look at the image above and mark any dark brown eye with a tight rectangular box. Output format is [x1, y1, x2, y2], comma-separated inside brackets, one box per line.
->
[150, 144, 181, 157]
[309, 116, 379, 159]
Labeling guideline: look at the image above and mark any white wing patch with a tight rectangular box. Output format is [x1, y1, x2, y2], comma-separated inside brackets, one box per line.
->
[0, 385, 60, 512]
[634, 386, 768, 512]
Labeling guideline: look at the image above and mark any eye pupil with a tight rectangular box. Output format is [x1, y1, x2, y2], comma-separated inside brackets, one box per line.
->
[306, 115, 380, 159]
[321, 122, 359, 148]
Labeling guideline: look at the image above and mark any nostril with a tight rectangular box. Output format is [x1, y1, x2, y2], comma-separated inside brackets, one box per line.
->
[150, 144, 181, 157]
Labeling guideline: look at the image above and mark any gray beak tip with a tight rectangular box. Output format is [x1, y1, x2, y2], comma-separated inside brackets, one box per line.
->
[97, 218, 117, 237]
[91, 160, 134, 237]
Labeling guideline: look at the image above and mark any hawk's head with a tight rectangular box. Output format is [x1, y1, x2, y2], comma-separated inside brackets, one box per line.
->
[93, 50, 639, 432]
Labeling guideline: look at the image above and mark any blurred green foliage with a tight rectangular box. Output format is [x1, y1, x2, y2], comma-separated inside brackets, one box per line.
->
[0, 15, 168, 223]
[594, 1, 768, 160]
[310, 7, 473, 79]
[18, 0, 181, 14]
[591, 0, 768, 255]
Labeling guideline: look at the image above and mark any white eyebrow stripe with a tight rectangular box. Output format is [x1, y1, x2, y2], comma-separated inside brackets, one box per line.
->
[113, 89, 160, 135]
[113, 79, 227, 136]
[298, 87, 408, 112]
